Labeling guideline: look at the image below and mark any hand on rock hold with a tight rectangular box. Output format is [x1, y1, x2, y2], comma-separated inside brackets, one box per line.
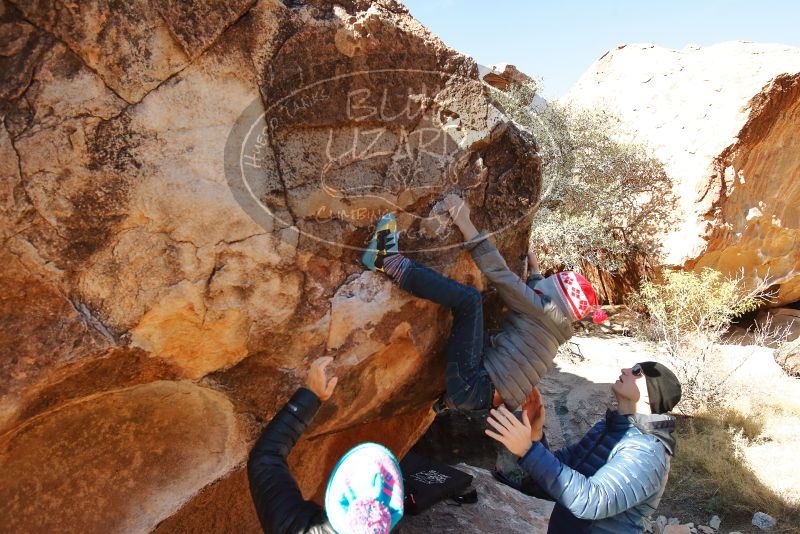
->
[526, 247, 541, 276]
[306, 356, 338, 401]
[442, 194, 480, 241]
[442, 193, 471, 226]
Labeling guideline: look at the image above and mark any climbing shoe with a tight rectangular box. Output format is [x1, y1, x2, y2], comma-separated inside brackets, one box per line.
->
[361, 213, 399, 272]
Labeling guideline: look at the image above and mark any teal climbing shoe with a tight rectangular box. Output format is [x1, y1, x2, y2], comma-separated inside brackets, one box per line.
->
[361, 213, 399, 272]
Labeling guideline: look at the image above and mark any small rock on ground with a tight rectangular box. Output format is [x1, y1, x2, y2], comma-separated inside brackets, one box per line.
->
[752, 511, 777, 530]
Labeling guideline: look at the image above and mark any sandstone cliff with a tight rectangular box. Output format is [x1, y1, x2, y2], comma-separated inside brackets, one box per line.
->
[0, 0, 541, 531]
[564, 42, 800, 305]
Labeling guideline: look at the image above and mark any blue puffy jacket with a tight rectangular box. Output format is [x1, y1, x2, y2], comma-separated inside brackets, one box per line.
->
[519, 410, 676, 534]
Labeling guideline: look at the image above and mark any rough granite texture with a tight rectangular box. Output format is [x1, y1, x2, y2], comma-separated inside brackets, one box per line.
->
[0, 0, 541, 531]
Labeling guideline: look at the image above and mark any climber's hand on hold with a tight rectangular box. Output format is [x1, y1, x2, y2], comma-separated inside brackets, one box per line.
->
[527, 247, 541, 276]
[443, 194, 480, 241]
[443, 194, 470, 225]
[306, 356, 338, 401]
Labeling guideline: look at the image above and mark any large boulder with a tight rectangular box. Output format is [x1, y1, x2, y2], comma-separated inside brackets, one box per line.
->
[0, 0, 541, 531]
[564, 42, 800, 305]
[776, 337, 800, 377]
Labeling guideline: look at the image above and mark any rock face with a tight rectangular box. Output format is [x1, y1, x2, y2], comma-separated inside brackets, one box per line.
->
[776, 336, 800, 377]
[564, 42, 800, 305]
[479, 62, 548, 111]
[480, 63, 533, 91]
[400, 464, 553, 534]
[0, 0, 541, 531]
[1, 381, 244, 533]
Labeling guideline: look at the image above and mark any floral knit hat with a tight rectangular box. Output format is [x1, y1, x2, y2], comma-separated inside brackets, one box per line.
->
[537, 271, 608, 323]
[325, 443, 404, 534]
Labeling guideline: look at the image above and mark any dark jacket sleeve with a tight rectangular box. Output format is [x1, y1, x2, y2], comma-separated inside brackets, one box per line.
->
[247, 387, 334, 534]
[518, 433, 669, 520]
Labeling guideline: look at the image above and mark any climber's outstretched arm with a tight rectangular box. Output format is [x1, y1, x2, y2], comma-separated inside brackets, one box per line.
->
[247, 357, 338, 534]
[443, 195, 542, 315]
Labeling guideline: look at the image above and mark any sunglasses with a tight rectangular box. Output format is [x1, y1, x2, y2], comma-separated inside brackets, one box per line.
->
[631, 364, 644, 378]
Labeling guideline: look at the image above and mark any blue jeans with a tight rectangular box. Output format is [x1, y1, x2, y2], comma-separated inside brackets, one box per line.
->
[398, 259, 493, 412]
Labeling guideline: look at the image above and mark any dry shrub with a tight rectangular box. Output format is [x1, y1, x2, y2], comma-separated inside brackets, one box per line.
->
[489, 81, 676, 272]
[747, 313, 797, 349]
[633, 269, 800, 528]
[630, 268, 767, 411]
[717, 408, 764, 442]
[663, 407, 800, 530]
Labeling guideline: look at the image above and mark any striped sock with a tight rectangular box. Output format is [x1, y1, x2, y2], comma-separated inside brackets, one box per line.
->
[382, 254, 412, 286]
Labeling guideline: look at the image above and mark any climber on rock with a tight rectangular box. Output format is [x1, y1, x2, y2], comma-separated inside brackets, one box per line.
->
[360, 194, 607, 414]
[485, 363, 681, 534]
[247, 356, 405, 534]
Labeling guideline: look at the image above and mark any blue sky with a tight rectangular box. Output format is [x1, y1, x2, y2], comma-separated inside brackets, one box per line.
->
[402, 0, 800, 99]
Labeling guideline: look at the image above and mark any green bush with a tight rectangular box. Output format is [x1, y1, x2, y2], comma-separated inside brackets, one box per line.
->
[630, 268, 763, 410]
[490, 81, 676, 271]
[631, 268, 761, 340]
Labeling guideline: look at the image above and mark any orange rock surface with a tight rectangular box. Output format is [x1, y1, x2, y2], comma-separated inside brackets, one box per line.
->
[0, 0, 541, 530]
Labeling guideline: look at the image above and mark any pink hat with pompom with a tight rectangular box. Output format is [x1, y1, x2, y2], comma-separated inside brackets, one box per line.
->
[537, 271, 607, 323]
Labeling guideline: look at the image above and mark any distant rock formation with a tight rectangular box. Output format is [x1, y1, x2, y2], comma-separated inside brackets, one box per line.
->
[564, 42, 800, 305]
[479, 62, 548, 110]
[480, 62, 532, 91]
[0, 0, 541, 531]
